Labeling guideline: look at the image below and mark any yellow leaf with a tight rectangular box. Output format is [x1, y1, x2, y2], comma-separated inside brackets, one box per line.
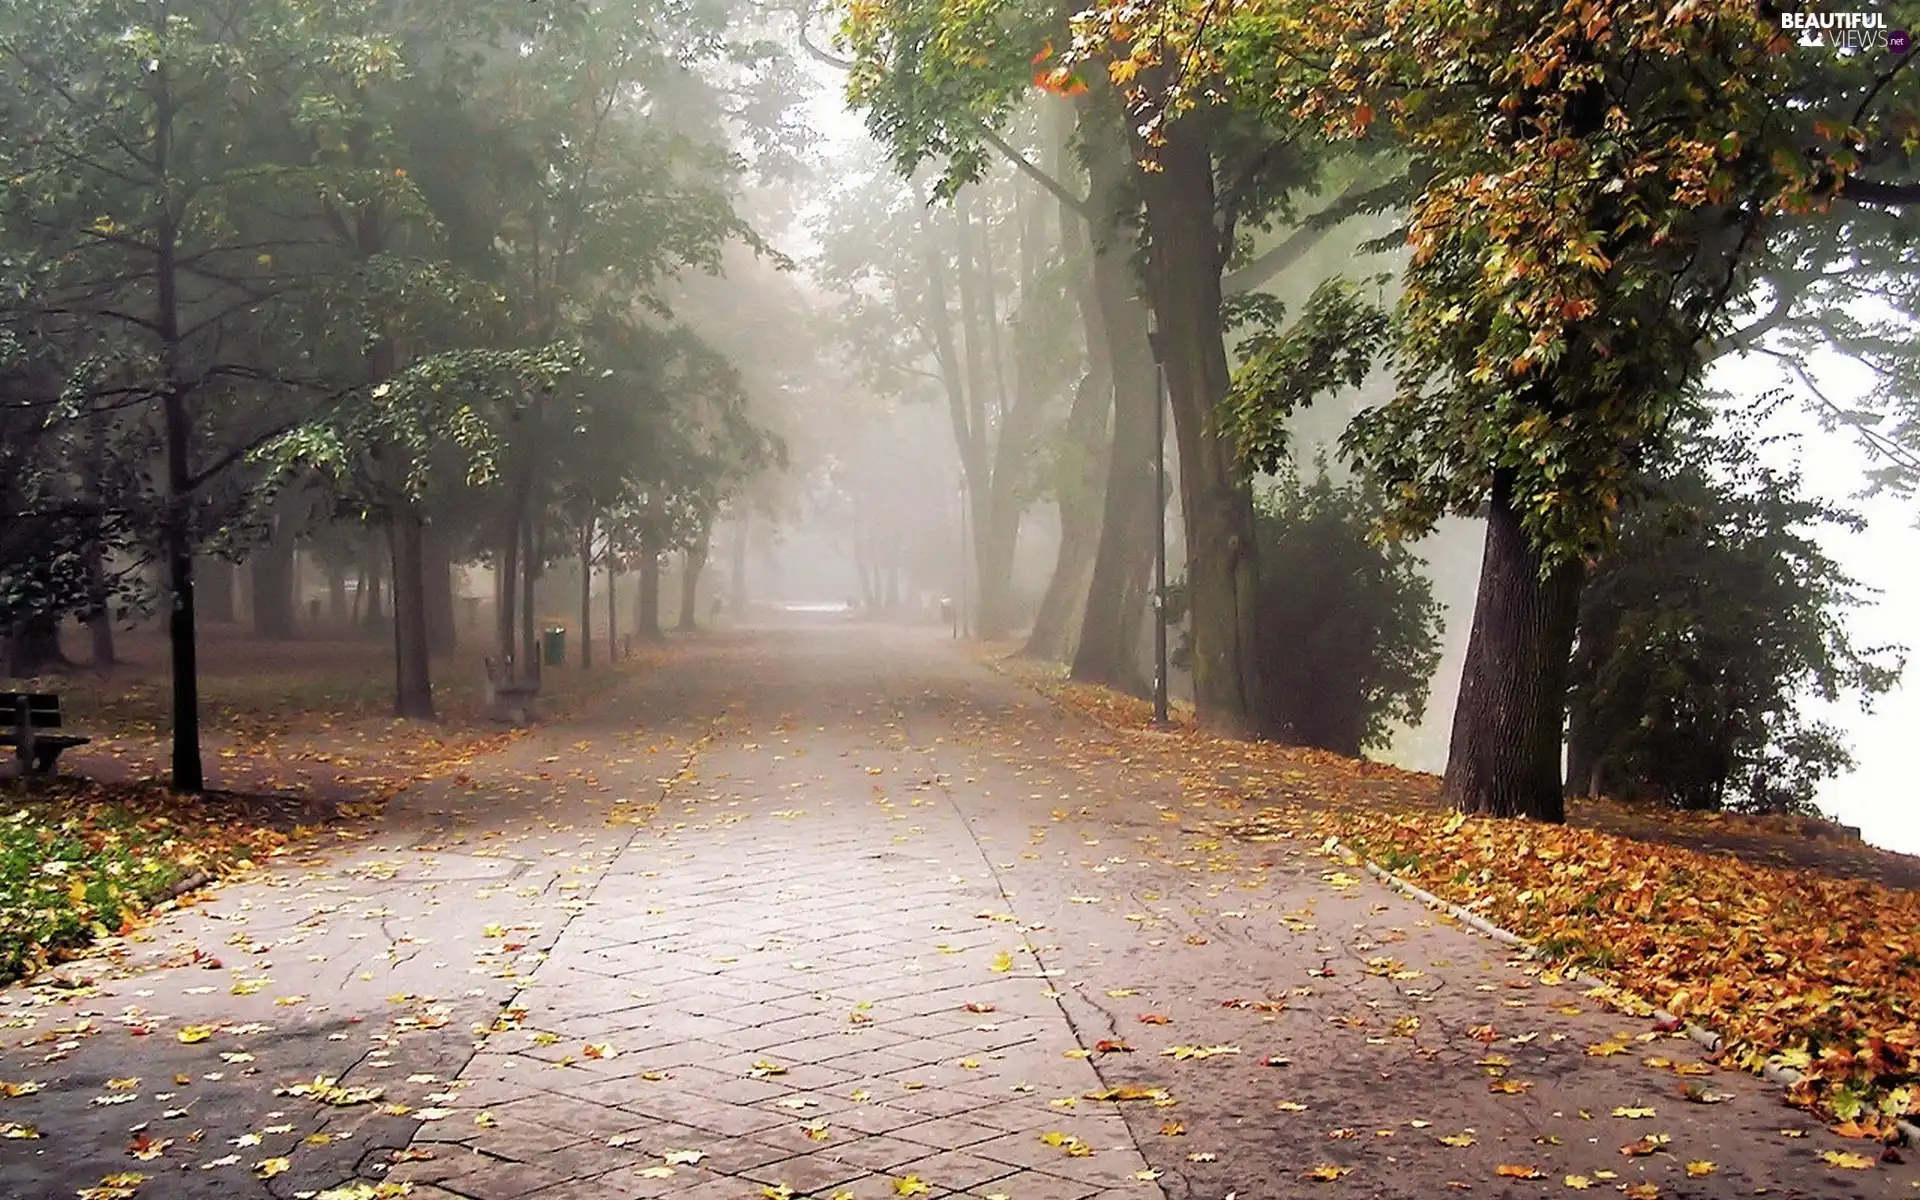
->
[1684, 1161, 1715, 1177]
[988, 951, 1013, 972]
[177, 1026, 214, 1044]
[892, 1176, 931, 1196]
[1611, 1106, 1656, 1118]
[1821, 1150, 1875, 1170]
[1438, 1133, 1475, 1147]
[1303, 1164, 1350, 1181]
[254, 1158, 290, 1178]
[1564, 1175, 1593, 1189]
[1496, 1164, 1545, 1178]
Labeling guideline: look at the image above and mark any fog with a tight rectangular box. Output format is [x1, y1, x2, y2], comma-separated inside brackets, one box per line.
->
[2, 0, 1912, 856]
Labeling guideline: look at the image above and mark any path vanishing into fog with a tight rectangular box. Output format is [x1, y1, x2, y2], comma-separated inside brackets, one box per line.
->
[2, 623, 1910, 1200]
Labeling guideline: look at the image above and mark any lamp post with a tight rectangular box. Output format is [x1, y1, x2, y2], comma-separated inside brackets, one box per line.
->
[1145, 310, 1170, 728]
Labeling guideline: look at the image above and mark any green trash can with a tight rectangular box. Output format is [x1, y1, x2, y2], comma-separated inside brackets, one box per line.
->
[542, 626, 566, 666]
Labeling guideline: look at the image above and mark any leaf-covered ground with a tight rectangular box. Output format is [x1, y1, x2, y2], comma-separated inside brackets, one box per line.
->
[1, 631, 663, 986]
[0, 780, 293, 983]
[995, 654, 1920, 1135]
[4, 627, 1912, 1198]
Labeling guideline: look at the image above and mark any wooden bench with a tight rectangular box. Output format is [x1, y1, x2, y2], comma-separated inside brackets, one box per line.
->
[0, 692, 92, 776]
[482, 657, 539, 725]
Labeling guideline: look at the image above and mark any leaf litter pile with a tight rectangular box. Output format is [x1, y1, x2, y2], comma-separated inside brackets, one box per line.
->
[1001, 655, 1920, 1134]
[0, 779, 292, 983]
[0, 634, 671, 986]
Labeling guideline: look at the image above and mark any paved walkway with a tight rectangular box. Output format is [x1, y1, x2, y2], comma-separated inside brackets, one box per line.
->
[2, 624, 1912, 1199]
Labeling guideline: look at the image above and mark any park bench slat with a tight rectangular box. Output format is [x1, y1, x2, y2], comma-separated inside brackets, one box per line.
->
[0, 692, 62, 728]
[1, 692, 91, 775]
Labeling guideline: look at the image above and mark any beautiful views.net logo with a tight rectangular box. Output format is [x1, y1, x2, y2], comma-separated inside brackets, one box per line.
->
[1778, 10, 1910, 53]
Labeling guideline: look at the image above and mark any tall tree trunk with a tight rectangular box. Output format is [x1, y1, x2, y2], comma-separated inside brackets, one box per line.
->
[362, 569, 384, 629]
[162, 390, 203, 791]
[637, 544, 664, 640]
[729, 514, 748, 613]
[154, 92, 205, 789]
[350, 563, 367, 626]
[678, 532, 708, 633]
[1443, 473, 1585, 821]
[1073, 287, 1158, 687]
[606, 538, 619, 660]
[955, 200, 1040, 640]
[196, 557, 235, 623]
[1564, 698, 1599, 800]
[497, 514, 520, 679]
[423, 525, 456, 655]
[1071, 96, 1158, 692]
[1134, 114, 1271, 737]
[250, 525, 296, 639]
[1026, 186, 1113, 659]
[520, 515, 540, 685]
[387, 509, 435, 719]
[87, 543, 117, 667]
[578, 517, 594, 669]
[327, 567, 348, 623]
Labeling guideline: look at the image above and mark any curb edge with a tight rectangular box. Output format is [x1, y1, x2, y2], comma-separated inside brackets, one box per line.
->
[1328, 836, 1920, 1149]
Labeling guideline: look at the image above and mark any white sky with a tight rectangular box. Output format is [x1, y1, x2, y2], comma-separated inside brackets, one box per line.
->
[1719, 351, 1920, 856]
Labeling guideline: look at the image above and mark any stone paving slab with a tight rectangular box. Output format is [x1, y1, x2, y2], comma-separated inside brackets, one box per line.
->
[5, 625, 1916, 1200]
[0, 669, 720, 1199]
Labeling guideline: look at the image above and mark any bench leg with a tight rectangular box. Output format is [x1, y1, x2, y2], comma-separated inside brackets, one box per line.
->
[29, 746, 60, 776]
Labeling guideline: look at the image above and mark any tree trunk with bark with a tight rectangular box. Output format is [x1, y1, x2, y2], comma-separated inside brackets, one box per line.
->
[87, 543, 117, 667]
[578, 517, 594, 669]
[637, 534, 664, 640]
[387, 508, 435, 719]
[250, 528, 296, 639]
[606, 542, 619, 661]
[679, 532, 707, 633]
[197, 557, 236, 624]
[327, 566, 348, 623]
[1135, 114, 1272, 738]
[361, 569, 384, 628]
[729, 515, 748, 614]
[1027, 137, 1114, 661]
[1074, 314, 1158, 688]
[1442, 473, 1585, 821]
[423, 526, 456, 655]
[1071, 98, 1160, 693]
[520, 515, 540, 686]
[497, 513, 520, 680]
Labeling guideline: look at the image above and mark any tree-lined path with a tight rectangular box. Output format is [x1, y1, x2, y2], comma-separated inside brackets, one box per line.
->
[2, 624, 1910, 1199]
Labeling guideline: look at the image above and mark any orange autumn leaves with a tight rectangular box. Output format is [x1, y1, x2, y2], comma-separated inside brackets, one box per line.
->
[1319, 804, 1920, 1131]
[997, 656, 1920, 1131]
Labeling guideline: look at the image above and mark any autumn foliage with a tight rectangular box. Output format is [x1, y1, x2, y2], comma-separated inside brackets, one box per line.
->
[1004, 657, 1920, 1132]
[0, 782, 291, 982]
